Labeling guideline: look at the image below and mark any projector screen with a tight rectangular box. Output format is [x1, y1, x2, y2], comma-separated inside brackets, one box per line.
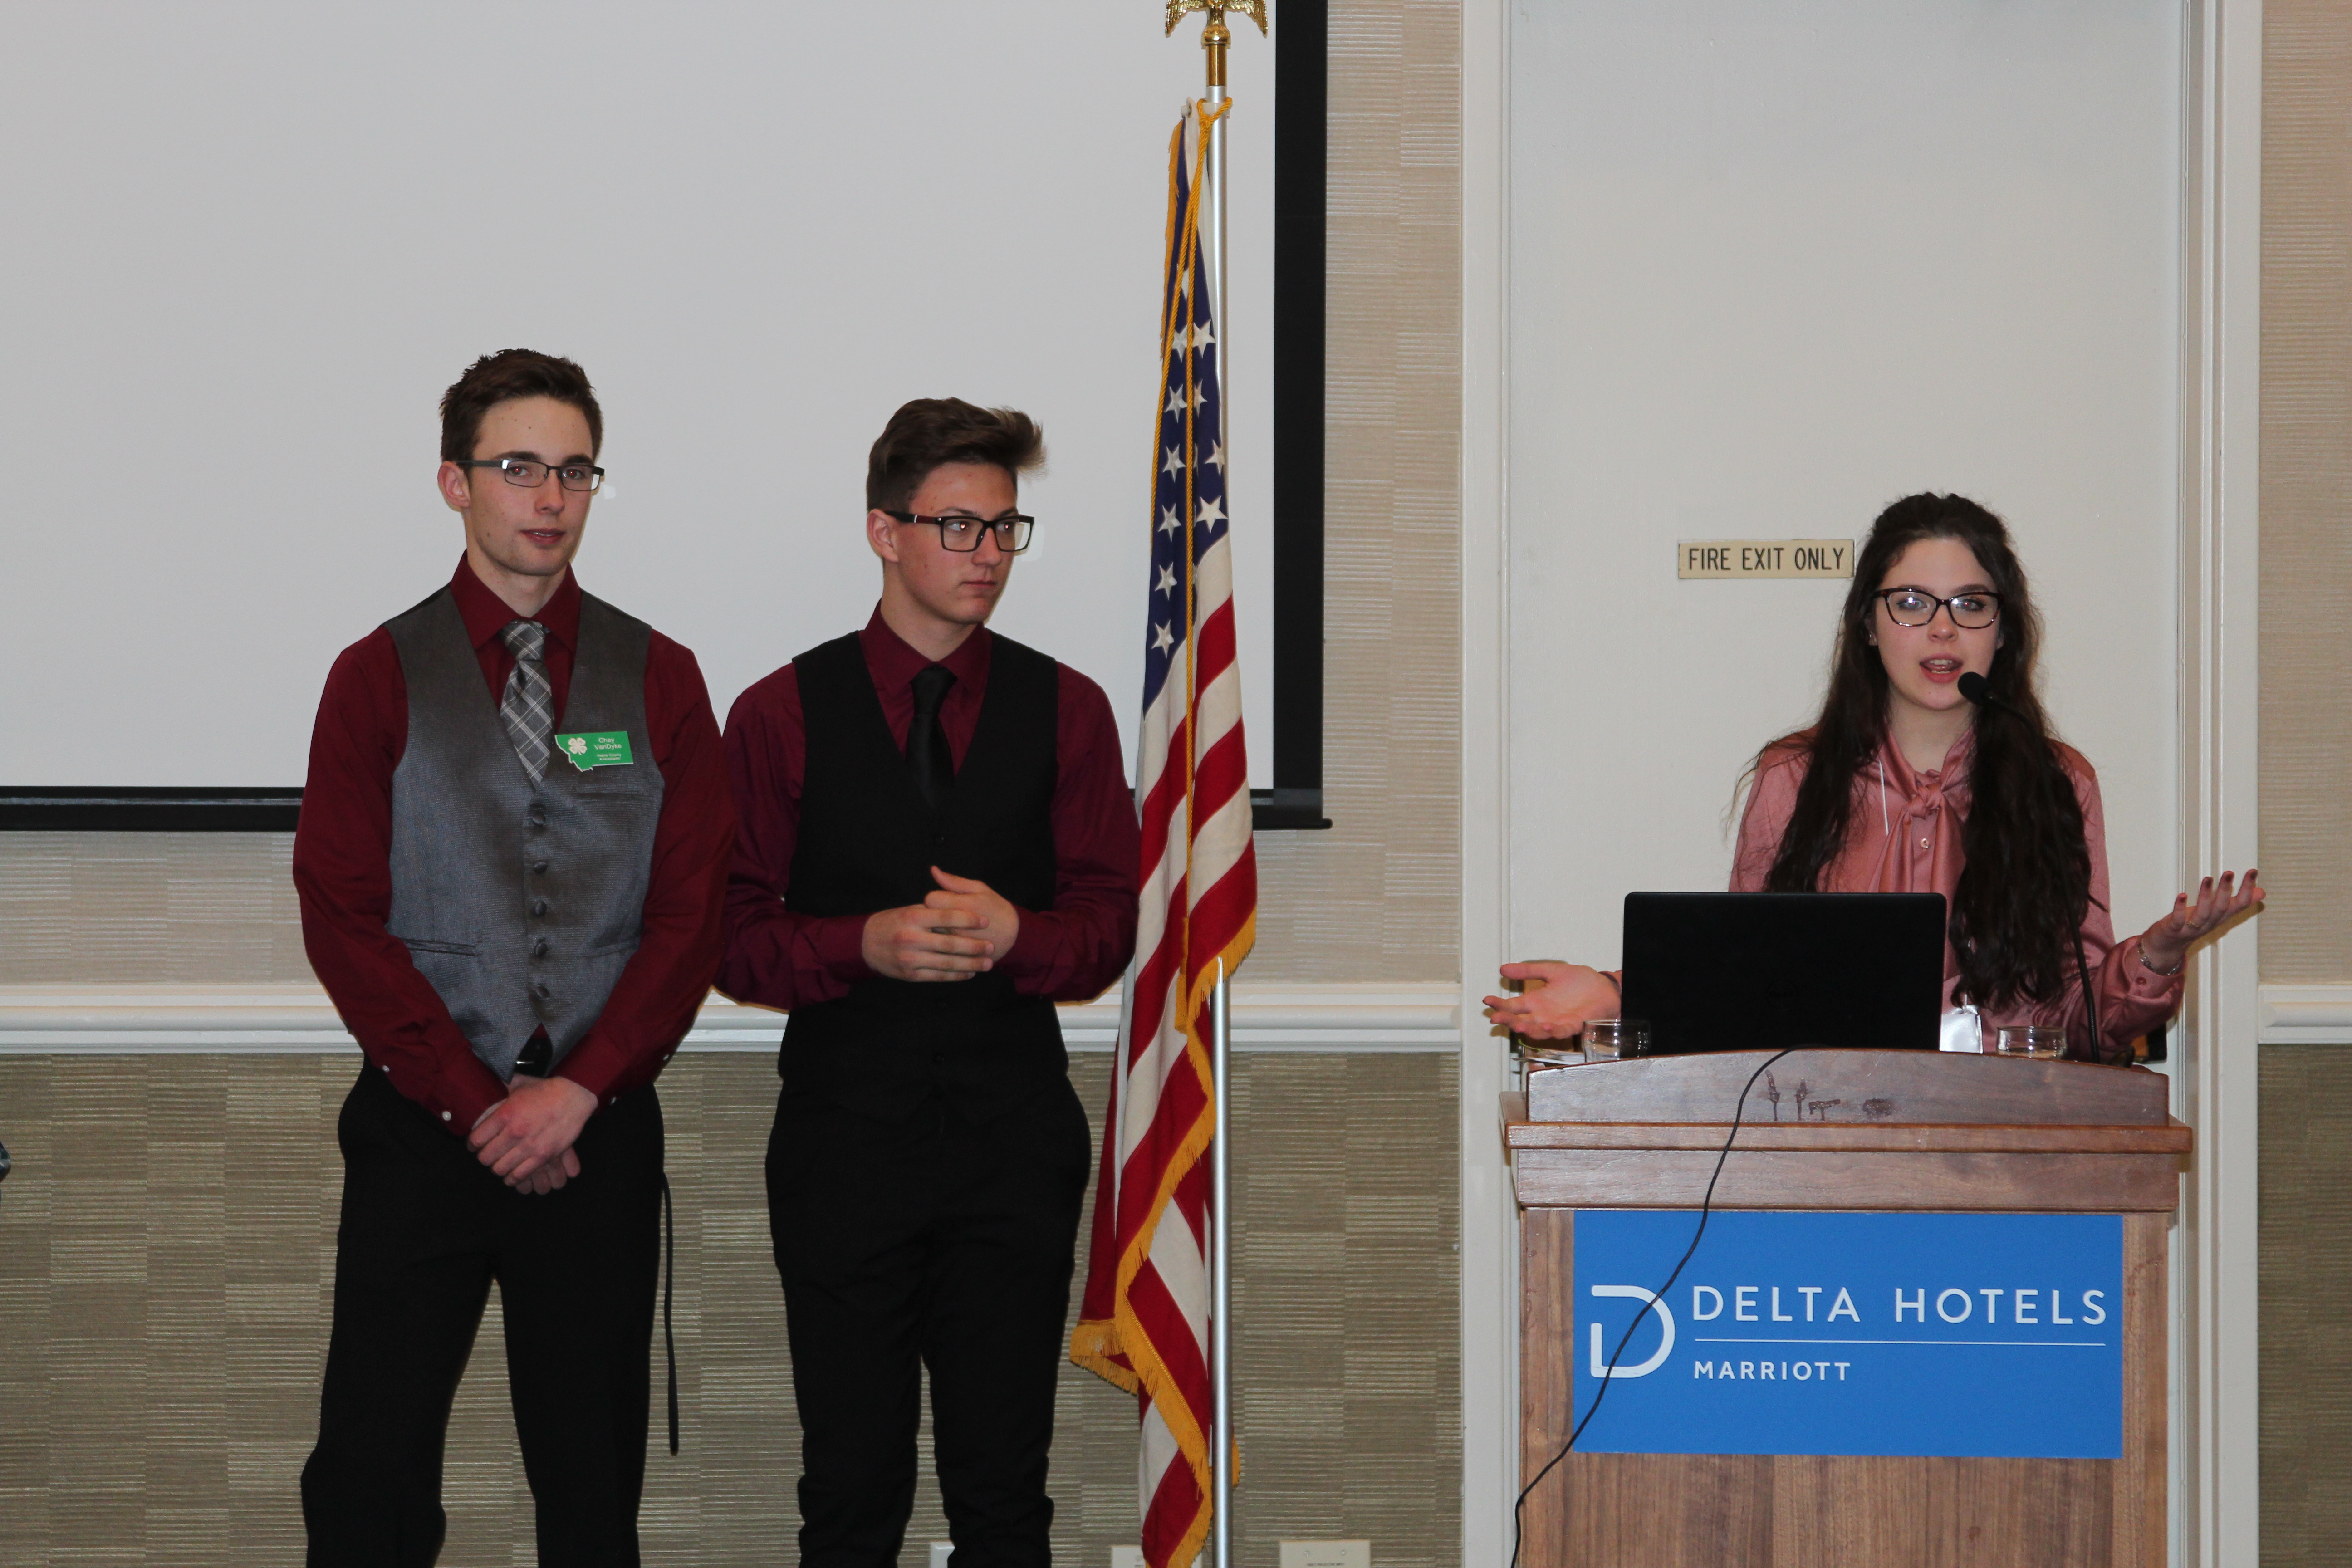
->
[0, 2, 1276, 788]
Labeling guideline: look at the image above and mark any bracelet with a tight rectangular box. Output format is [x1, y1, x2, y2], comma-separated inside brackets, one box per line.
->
[2137, 944, 2185, 977]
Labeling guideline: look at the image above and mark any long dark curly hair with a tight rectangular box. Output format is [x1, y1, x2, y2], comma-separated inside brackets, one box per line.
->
[1757, 493, 2092, 1011]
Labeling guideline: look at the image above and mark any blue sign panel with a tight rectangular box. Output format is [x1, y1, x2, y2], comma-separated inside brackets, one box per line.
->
[1570, 1210, 2124, 1458]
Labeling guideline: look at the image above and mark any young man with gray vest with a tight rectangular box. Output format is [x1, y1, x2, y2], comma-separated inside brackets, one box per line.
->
[720, 398, 1140, 1568]
[293, 349, 734, 1566]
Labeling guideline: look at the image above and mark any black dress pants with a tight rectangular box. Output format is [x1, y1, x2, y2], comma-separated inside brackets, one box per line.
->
[301, 1066, 664, 1568]
[767, 1079, 1093, 1568]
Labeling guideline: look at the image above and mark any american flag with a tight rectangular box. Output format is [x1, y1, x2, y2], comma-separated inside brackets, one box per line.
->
[1070, 98, 1258, 1568]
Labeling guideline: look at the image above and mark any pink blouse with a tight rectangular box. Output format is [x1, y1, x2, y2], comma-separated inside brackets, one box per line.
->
[1730, 730, 2180, 1061]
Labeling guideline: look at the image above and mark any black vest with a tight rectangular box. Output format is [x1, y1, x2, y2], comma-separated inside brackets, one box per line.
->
[780, 631, 1064, 1120]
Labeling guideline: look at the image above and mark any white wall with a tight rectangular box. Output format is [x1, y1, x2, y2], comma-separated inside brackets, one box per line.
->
[0, 2, 1276, 786]
[1504, 0, 2184, 970]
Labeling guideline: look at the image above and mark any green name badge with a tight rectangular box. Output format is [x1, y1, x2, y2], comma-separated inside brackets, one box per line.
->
[554, 731, 635, 771]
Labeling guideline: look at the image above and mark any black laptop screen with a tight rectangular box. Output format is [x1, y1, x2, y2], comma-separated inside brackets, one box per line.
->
[1617, 891, 1947, 1055]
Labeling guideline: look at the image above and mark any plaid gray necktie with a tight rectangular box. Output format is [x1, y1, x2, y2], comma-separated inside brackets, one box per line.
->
[499, 619, 553, 782]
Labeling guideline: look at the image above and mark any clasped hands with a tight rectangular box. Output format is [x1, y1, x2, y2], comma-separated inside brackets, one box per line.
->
[469, 1073, 597, 1196]
[462, 866, 1021, 1194]
[1480, 869, 2265, 1043]
[862, 866, 1021, 982]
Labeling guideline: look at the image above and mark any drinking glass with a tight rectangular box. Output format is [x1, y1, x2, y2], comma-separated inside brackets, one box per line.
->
[1581, 1019, 1652, 1062]
[1992, 1024, 2068, 1059]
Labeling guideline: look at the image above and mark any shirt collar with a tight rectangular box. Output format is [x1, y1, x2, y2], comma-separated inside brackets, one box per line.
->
[1873, 726, 1975, 801]
[858, 605, 993, 691]
[450, 553, 582, 654]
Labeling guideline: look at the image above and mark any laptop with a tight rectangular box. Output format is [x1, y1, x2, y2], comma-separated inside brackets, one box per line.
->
[1617, 892, 1947, 1055]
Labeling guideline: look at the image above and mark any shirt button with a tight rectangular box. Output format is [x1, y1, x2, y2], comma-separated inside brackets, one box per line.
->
[1918, 838, 1929, 849]
[441, 1111, 451, 1121]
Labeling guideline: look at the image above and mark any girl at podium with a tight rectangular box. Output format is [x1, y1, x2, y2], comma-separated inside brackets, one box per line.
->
[1484, 491, 2259, 1061]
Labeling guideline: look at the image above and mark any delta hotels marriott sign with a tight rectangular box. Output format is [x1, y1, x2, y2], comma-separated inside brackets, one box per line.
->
[1570, 1211, 2125, 1459]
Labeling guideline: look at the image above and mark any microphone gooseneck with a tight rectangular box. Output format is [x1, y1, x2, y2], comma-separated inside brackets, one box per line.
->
[1952, 667, 2101, 1057]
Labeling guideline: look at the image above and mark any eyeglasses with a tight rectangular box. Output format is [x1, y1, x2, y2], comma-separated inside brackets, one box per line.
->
[456, 458, 606, 493]
[884, 511, 1035, 554]
[1874, 588, 2001, 629]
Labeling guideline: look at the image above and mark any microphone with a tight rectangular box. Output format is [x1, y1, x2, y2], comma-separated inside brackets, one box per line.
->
[1952, 669, 2099, 1056]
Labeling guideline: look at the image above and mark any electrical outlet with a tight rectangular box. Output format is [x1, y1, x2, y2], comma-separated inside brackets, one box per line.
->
[1280, 1543, 1370, 1568]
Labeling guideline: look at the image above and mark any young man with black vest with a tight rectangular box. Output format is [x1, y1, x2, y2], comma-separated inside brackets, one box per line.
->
[293, 349, 734, 1566]
[720, 398, 1140, 1568]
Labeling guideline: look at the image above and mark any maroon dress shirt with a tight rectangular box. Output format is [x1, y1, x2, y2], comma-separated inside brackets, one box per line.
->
[294, 556, 736, 1133]
[720, 610, 1140, 1011]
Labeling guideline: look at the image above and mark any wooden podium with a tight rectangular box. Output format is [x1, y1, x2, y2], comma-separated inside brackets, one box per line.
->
[1505, 1050, 2188, 1568]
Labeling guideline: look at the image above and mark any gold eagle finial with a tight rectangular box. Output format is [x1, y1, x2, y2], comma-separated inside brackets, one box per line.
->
[1165, 0, 1268, 39]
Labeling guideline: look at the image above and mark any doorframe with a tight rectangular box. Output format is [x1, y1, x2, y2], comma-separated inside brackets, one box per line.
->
[2174, 2, 2263, 1563]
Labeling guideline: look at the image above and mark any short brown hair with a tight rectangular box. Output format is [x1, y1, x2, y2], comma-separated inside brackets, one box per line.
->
[439, 350, 603, 462]
[865, 398, 1045, 512]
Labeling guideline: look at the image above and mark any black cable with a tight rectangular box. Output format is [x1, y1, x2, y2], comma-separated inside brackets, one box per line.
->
[2072, 926, 2101, 1062]
[659, 1171, 679, 1456]
[1509, 1047, 1804, 1568]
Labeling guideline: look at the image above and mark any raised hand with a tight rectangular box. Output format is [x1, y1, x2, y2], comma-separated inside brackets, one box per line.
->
[1480, 960, 1623, 1041]
[2139, 869, 2263, 974]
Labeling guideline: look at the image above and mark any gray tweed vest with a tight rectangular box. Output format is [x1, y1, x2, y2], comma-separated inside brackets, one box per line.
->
[383, 585, 663, 1081]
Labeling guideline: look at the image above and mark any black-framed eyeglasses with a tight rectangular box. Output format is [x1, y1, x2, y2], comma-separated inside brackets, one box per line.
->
[456, 458, 606, 493]
[884, 510, 1035, 554]
[1874, 588, 2001, 629]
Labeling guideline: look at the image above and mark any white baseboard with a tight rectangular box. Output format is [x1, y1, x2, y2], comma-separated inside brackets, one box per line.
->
[2259, 984, 2352, 1045]
[0, 980, 1462, 1056]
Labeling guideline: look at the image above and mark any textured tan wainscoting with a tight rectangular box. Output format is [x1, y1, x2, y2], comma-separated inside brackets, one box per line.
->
[1250, 0, 1462, 985]
[2260, 4, 2352, 1565]
[2260, 0, 2352, 985]
[0, 1049, 1458, 1567]
[2259, 1048, 2352, 1568]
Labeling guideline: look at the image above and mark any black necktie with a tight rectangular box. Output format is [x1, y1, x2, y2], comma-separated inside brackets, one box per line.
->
[906, 666, 957, 811]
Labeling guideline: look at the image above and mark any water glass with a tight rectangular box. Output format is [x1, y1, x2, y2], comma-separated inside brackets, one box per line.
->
[1992, 1024, 2068, 1059]
[1581, 1019, 1652, 1062]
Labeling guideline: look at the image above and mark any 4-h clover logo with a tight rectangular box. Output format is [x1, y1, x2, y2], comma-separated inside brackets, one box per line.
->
[566, 736, 589, 757]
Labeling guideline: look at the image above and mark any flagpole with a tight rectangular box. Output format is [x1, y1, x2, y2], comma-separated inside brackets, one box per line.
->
[1202, 20, 1233, 1566]
[1203, 25, 1235, 1568]
[1201, 15, 1230, 390]
[1209, 956, 1233, 1568]
[1167, 10, 1261, 1567]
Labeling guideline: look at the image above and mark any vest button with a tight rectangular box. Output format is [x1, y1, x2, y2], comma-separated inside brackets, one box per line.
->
[531, 861, 549, 875]
[530, 899, 548, 916]
[534, 981, 550, 1000]
[532, 938, 549, 958]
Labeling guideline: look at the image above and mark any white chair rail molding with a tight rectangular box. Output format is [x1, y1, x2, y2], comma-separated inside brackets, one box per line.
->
[0, 981, 1462, 1055]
